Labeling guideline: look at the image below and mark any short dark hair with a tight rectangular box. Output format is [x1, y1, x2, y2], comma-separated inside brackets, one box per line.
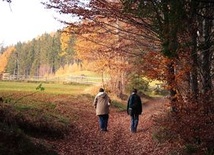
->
[99, 88, 104, 92]
[132, 88, 137, 93]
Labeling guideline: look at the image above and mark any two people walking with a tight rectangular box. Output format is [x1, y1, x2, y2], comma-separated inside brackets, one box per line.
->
[93, 88, 142, 133]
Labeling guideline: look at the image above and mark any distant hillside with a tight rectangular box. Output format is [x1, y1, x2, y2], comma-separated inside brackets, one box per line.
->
[0, 30, 78, 77]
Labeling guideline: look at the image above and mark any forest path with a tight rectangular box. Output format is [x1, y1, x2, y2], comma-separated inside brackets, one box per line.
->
[47, 95, 171, 155]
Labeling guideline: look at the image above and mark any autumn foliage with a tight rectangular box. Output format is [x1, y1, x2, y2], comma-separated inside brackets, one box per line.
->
[0, 46, 14, 73]
[154, 91, 214, 154]
[0, 0, 213, 154]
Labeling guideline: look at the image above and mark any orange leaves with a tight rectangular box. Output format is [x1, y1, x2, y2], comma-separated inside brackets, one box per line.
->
[60, 28, 72, 56]
[141, 51, 166, 80]
[73, 21, 130, 75]
[0, 46, 15, 73]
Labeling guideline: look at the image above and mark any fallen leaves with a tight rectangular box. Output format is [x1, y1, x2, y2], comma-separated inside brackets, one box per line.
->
[45, 96, 174, 155]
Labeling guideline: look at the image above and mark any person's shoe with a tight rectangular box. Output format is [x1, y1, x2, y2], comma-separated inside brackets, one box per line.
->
[131, 129, 137, 133]
[101, 128, 108, 132]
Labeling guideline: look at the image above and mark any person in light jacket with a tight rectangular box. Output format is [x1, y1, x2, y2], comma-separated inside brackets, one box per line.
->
[93, 88, 111, 131]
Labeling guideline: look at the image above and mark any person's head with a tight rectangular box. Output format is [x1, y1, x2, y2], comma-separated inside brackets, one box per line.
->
[99, 88, 104, 92]
[132, 88, 137, 93]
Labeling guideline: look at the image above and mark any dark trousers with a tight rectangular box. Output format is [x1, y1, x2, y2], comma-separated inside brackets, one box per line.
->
[130, 114, 139, 133]
[98, 114, 109, 131]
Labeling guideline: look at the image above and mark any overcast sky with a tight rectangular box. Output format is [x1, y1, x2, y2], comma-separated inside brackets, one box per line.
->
[0, 0, 65, 46]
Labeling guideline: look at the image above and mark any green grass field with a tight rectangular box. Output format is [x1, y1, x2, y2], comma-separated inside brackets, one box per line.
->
[0, 81, 92, 95]
[0, 81, 94, 118]
[0, 81, 90, 154]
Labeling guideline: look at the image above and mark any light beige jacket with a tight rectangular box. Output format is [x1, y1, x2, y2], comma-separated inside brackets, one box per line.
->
[93, 92, 111, 116]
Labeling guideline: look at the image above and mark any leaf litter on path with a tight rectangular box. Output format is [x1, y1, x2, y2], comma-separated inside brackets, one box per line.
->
[45, 96, 172, 155]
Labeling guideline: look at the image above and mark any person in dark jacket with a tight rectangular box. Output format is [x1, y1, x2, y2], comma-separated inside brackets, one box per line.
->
[127, 88, 142, 133]
[93, 88, 111, 131]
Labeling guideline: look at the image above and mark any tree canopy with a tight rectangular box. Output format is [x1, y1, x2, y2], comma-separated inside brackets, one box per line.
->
[43, 1, 214, 152]
[44, 0, 213, 97]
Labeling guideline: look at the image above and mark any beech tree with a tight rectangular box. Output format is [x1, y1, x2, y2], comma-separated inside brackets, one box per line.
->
[44, 0, 155, 95]
[44, 0, 213, 104]
[73, 18, 134, 95]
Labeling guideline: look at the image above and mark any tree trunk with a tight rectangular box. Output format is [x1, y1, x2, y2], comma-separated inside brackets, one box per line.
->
[201, 17, 213, 94]
[166, 60, 177, 112]
[190, 31, 199, 97]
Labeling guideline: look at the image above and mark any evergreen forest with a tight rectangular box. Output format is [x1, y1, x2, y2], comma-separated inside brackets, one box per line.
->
[1, 31, 76, 77]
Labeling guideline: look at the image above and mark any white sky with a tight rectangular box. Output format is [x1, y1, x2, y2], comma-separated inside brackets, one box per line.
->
[0, 0, 66, 46]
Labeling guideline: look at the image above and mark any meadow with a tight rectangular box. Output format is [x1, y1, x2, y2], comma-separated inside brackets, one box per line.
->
[0, 81, 95, 154]
[0, 81, 91, 95]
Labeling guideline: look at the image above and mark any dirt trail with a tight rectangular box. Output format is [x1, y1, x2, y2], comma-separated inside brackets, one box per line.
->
[47, 96, 170, 155]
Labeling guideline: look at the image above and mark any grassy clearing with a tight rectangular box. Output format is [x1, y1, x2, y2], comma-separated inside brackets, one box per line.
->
[0, 81, 92, 134]
[0, 81, 93, 119]
[0, 81, 91, 95]
[0, 81, 93, 154]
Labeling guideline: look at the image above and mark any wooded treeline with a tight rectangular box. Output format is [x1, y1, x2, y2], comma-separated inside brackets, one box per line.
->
[1, 31, 76, 77]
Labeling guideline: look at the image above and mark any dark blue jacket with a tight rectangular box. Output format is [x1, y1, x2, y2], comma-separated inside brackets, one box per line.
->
[127, 93, 142, 115]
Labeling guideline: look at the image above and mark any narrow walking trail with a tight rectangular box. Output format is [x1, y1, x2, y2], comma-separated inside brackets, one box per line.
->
[47, 96, 171, 155]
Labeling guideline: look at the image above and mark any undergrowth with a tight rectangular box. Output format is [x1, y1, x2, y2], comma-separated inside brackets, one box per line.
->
[0, 101, 70, 138]
[0, 96, 70, 154]
[0, 122, 57, 155]
[152, 92, 214, 155]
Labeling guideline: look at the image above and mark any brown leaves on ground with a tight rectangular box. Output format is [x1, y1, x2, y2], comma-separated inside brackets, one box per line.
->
[45, 96, 172, 155]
